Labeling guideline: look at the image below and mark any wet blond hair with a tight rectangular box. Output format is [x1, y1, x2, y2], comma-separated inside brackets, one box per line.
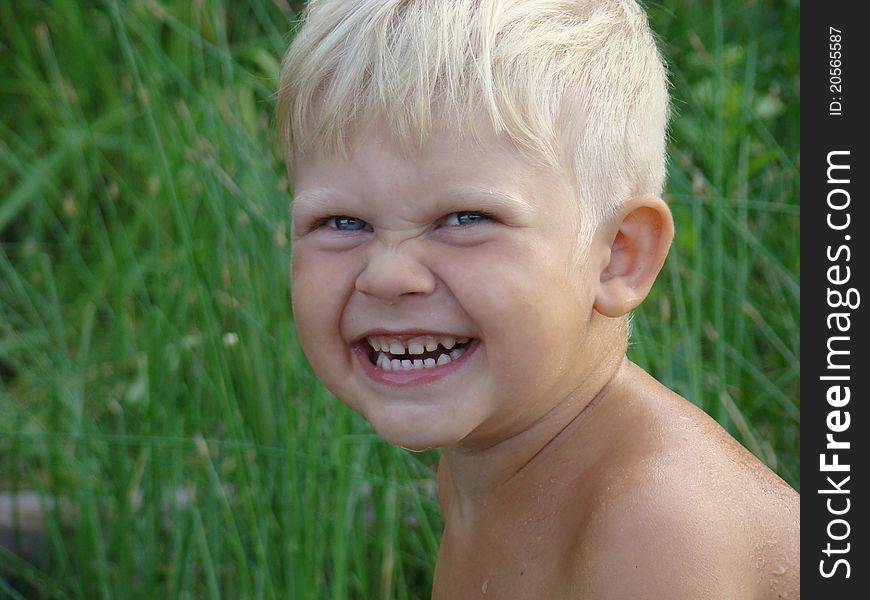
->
[277, 0, 669, 232]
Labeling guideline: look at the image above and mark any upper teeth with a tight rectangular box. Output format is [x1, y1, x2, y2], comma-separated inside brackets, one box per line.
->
[367, 335, 470, 355]
[376, 349, 467, 372]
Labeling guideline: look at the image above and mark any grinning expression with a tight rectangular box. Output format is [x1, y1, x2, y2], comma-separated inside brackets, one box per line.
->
[289, 121, 610, 451]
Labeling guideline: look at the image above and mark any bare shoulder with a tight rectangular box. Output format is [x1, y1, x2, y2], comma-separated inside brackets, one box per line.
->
[567, 368, 799, 599]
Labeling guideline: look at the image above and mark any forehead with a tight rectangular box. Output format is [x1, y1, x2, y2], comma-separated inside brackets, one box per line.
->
[290, 117, 573, 209]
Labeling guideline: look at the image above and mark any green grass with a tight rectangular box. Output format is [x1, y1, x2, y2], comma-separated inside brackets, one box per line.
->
[0, 0, 798, 597]
[637, 0, 800, 486]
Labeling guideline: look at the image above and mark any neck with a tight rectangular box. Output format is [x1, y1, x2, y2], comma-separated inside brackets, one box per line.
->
[439, 347, 628, 523]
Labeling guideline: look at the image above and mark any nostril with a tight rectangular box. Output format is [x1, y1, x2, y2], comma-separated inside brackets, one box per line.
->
[354, 253, 437, 302]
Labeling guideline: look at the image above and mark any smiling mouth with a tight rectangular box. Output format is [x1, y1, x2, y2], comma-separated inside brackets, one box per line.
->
[362, 335, 474, 371]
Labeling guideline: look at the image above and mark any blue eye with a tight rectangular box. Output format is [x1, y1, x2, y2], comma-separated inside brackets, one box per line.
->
[328, 216, 369, 231]
[446, 212, 490, 226]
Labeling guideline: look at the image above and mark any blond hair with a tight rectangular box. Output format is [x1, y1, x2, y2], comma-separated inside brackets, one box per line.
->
[277, 0, 669, 231]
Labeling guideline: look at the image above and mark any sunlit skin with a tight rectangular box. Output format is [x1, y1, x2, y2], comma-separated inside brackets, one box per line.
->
[289, 120, 800, 599]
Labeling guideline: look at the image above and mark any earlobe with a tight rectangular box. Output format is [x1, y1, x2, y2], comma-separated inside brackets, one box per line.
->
[594, 195, 674, 318]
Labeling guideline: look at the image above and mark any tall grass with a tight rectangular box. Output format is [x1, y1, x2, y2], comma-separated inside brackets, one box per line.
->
[637, 0, 800, 486]
[1, 0, 798, 598]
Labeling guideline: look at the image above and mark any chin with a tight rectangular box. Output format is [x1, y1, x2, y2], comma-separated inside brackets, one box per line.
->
[365, 406, 471, 452]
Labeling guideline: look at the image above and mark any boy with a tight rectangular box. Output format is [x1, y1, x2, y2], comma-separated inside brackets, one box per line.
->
[277, 0, 800, 597]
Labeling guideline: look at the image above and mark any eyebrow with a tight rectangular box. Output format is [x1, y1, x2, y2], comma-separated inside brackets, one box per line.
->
[291, 186, 535, 218]
[440, 186, 535, 216]
[289, 189, 357, 219]
[291, 189, 346, 207]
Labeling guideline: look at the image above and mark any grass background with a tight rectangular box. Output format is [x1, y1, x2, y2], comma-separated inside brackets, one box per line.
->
[0, 0, 799, 598]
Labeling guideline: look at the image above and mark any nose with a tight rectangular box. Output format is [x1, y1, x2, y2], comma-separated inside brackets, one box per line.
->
[355, 244, 436, 304]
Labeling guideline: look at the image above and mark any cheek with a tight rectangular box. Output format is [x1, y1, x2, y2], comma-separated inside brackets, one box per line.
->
[290, 248, 351, 358]
[446, 241, 583, 319]
[446, 245, 589, 375]
[290, 252, 321, 325]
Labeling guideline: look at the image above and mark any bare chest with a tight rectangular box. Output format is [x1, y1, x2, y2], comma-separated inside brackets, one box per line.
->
[432, 518, 573, 599]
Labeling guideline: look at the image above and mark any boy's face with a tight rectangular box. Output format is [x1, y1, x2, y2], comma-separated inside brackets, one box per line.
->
[290, 120, 610, 451]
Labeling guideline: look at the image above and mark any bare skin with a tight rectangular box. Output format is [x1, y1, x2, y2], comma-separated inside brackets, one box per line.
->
[433, 358, 800, 599]
[289, 119, 799, 600]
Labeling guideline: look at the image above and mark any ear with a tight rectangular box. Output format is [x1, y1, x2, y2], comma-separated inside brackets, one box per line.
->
[594, 195, 674, 318]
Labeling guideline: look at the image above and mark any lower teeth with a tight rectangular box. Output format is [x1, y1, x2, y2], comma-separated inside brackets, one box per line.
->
[377, 346, 468, 371]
